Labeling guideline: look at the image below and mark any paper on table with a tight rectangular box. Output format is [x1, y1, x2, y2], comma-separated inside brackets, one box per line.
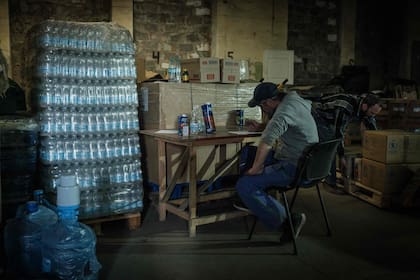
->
[156, 129, 178, 134]
[228, 131, 261, 135]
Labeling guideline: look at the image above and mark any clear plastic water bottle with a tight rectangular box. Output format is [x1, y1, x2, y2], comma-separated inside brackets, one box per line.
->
[40, 137, 57, 164]
[50, 24, 61, 49]
[86, 56, 95, 80]
[56, 138, 65, 163]
[68, 23, 80, 50]
[36, 50, 54, 78]
[89, 135, 99, 160]
[59, 23, 70, 48]
[97, 138, 107, 160]
[39, 107, 54, 134]
[62, 111, 72, 133]
[38, 21, 53, 48]
[69, 81, 77, 106]
[36, 82, 51, 108]
[113, 136, 122, 157]
[76, 53, 87, 79]
[121, 136, 129, 157]
[167, 57, 176, 82]
[78, 24, 87, 50]
[99, 163, 110, 186]
[86, 27, 95, 51]
[53, 82, 63, 106]
[58, 51, 69, 79]
[68, 52, 78, 78]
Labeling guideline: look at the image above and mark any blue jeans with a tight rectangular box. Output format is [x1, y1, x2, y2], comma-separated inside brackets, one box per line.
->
[236, 146, 297, 230]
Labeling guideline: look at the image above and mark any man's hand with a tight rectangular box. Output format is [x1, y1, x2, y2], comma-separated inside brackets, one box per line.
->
[244, 165, 264, 176]
[245, 119, 264, 132]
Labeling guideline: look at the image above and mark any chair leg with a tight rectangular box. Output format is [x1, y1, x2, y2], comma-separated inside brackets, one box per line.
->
[282, 192, 297, 255]
[247, 216, 257, 240]
[316, 183, 332, 236]
[289, 186, 300, 210]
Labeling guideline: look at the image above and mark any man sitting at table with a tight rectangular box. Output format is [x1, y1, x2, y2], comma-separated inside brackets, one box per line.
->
[234, 82, 319, 244]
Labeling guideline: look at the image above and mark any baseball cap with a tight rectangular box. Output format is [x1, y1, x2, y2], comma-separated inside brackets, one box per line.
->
[248, 82, 279, 107]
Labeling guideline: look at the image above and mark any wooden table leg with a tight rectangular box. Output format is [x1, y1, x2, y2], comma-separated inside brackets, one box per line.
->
[188, 146, 197, 237]
[157, 140, 167, 221]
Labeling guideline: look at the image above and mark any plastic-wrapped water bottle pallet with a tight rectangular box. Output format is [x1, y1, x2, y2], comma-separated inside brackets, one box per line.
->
[81, 211, 141, 236]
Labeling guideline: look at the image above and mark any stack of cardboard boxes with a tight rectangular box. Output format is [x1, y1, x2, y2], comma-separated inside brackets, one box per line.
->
[180, 58, 241, 84]
[138, 82, 260, 187]
[353, 130, 420, 206]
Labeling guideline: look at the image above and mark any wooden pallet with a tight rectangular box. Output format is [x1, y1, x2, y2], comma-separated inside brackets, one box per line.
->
[82, 212, 141, 235]
[349, 181, 391, 208]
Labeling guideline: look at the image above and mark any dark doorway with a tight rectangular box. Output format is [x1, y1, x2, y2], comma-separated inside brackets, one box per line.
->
[411, 41, 420, 86]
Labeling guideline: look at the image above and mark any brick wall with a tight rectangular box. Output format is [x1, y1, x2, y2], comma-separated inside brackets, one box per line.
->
[288, 0, 341, 85]
[133, 0, 212, 76]
[9, 0, 111, 86]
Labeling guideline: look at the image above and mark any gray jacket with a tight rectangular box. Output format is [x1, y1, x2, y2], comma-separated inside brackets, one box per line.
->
[261, 91, 319, 165]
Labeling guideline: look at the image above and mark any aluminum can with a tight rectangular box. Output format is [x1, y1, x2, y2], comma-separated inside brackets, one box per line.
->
[235, 109, 244, 127]
[178, 114, 189, 136]
[201, 103, 216, 134]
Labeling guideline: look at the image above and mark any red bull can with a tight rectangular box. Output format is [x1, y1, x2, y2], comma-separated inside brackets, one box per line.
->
[178, 114, 189, 136]
[201, 103, 216, 134]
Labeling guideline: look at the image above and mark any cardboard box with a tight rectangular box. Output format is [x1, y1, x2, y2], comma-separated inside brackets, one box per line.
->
[404, 133, 420, 163]
[220, 59, 240, 84]
[135, 56, 146, 83]
[181, 58, 220, 83]
[361, 158, 412, 194]
[362, 130, 405, 163]
[137, 82, 262, 185]
[137, 82, 261, 130]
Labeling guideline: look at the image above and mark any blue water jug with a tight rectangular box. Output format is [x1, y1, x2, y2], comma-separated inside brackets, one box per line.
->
[4, 201, 57, 278]
[16, 189, 58, 222]
[41, 173, 101, 279]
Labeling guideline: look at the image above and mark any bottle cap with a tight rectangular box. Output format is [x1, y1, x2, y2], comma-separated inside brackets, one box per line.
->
[60, 174, 77, 187]
[57, 174, 80, 207]
[26, 201, 39, 213]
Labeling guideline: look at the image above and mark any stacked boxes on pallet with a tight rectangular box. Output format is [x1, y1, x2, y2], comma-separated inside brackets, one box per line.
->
[26, 20, 143, 219]
[361, 130, 420, 196]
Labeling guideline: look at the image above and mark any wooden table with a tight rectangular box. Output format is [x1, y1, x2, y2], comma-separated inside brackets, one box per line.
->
[140, 129, 260, 237]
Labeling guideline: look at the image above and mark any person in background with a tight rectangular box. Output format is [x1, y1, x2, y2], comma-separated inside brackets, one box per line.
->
[311, 93, 382, 194]
[0, 50, 26, 114]
[235, 82, 319, 243]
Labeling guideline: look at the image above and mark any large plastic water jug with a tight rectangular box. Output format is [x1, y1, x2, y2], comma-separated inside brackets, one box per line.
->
[3, 201, 57, 278]
[15, 189, 58, 222]
[41, 173, 101, 279]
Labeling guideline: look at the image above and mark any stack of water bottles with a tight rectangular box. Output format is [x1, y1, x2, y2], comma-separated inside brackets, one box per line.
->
[25, 20, 143, 219]
[4, 174, 101, 279]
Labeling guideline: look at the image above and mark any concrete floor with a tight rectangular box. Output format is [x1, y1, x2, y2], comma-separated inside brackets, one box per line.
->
[96, 187, 420, 280]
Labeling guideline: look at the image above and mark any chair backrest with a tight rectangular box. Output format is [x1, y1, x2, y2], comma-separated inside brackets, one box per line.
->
[293, 138, 342, 185]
